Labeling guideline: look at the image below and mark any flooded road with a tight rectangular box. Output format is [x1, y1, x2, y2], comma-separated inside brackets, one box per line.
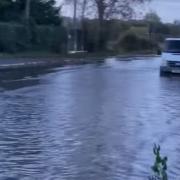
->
[0, 57, 180, 180]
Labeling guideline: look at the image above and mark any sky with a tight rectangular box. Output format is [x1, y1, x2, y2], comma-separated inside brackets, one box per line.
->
[147, 0, 180, 22]
[56, 0, 180, 23]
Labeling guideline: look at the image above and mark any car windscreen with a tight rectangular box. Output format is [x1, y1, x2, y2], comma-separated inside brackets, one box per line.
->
[165, 40, 180, 53]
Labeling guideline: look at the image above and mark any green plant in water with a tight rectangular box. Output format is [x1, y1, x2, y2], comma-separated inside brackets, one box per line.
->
[149, 144, 168, 180]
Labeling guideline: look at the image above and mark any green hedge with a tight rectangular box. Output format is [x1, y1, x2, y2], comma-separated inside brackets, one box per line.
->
[0, 22, 67, 53]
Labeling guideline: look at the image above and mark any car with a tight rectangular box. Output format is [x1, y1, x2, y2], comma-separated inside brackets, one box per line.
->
[160, 38, 180, 76]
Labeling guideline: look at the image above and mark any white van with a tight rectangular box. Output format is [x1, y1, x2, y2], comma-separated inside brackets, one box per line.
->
[160, 38, 180, 76]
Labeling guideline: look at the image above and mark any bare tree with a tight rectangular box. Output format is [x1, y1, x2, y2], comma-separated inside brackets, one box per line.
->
[92, 0, 151, 49]
[65, 0, 88, 51]
[64, 0, 151, 50]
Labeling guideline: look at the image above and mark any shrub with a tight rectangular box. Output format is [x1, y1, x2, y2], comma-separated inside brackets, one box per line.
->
[117, 32, 158, 52]
[119, 32, 139, 51]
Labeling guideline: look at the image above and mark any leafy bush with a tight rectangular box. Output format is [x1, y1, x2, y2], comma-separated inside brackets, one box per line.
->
[117, 32, 158, 52]
[119, 32, 139, 51]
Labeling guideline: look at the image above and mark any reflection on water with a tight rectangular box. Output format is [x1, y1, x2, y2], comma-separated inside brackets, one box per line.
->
[0, 57, 180, 179]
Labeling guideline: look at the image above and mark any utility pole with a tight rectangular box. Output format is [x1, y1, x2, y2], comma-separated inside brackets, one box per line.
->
[25, 0, 31, 21]
[81, 0, 87, 51]
[73, 0, 77, 51]
[24, 0, 31, 49]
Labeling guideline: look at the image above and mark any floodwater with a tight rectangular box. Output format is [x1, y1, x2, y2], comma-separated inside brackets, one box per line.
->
[0, 57, 180, 180]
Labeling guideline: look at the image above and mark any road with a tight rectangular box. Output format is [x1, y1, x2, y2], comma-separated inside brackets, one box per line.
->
[0, 56, 179, 180]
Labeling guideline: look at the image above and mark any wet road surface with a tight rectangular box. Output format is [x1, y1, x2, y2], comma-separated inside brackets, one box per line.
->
[0, 57, 180, 180]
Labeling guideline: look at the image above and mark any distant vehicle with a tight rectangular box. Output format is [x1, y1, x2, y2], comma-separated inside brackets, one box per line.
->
[160, 38, 180, 76]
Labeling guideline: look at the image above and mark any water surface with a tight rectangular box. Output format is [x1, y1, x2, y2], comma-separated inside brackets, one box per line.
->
[0, 57, 180, 180]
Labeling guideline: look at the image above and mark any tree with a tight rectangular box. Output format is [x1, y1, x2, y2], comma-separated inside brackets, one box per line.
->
[65, 0, 88, 51]
[65, 0, 151, 51]
[0, 0, 23, 22]
[0, 0, 62, 25]
[30, 0, 62, 25]
[0, 0, 11, 8]
[91, 0, 152, 50]
[144, 12, 161, 23]
[174, 20, 180, 26]
[144, 12, 161, 40]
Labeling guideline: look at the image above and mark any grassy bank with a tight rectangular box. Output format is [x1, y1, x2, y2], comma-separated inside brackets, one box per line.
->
[0, 50, 159, 60]
[0, 51, 160, 72]
[0, 51, 115, 59]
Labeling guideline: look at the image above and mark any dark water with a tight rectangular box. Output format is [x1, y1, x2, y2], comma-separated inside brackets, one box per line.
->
[0, 57, 180, 180]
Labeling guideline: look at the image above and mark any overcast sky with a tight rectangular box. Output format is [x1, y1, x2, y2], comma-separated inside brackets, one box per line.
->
[148, 0, 180, 22]
[57, 0, 180, 23]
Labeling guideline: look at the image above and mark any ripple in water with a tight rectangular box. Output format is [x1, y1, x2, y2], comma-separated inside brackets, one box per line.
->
[0, 57, 179, 179]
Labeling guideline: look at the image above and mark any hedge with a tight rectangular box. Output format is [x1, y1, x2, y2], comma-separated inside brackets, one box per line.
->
[0, 22, 67, 53]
